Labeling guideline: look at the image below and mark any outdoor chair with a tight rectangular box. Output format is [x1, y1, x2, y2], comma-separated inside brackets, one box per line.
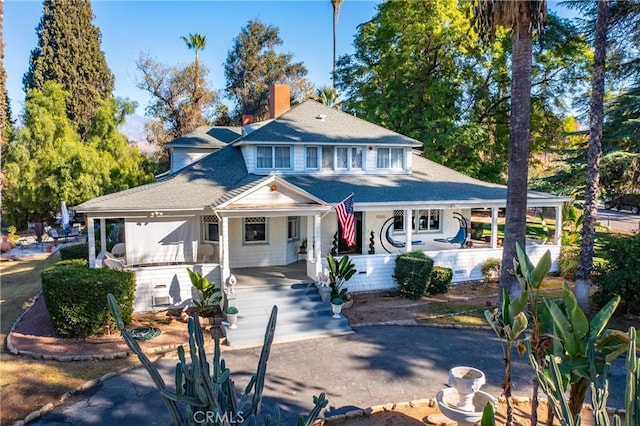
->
[198, 244, 214, 263]
[434, 212, 469, 248]
[111, 243, 126, 258]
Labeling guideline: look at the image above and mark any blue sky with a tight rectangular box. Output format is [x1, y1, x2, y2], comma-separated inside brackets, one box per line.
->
[5, 1, 577, 120]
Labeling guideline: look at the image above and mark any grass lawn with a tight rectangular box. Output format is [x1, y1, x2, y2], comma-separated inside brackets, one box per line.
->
[0, 253, 137, 425]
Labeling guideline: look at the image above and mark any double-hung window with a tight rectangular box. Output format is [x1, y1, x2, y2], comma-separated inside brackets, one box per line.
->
[256, 146, 291, 170]
[377, 148, 404, 170]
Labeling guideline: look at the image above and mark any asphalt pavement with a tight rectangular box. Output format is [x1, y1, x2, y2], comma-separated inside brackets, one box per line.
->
[29, 325, 627, 426]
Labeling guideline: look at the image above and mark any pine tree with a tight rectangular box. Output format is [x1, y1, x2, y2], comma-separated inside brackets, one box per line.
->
[23, 0, 114, 139]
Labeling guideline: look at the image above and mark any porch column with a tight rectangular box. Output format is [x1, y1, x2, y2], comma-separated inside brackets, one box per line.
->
[314, 214, 322, 278]
[87, 217, 96, 267]
[491, 208, 499, 249]
[404, 209, 413, 252]
[555, 205, 562, 246]
[99, 219, 107, 254]
[221, 216, 231, 282]
[306, 215, 314, 261]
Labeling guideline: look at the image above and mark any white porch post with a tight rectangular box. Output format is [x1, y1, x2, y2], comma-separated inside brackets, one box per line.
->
[314, 214, 322, 277]
[404, 209, 413, 252]
[221, 216, 231, 283]
[491, 208, 499, 249]
[100, 218, 107, 255]
[87, 217, 96, 267]
[306, 215, 314, 261]
[555, 205, 562, 245]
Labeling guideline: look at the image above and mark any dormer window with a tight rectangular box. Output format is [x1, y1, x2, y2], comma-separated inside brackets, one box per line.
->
[377, 147, 404, 169]
[317, 146, 364, 171]
[256, 146, 291, 169]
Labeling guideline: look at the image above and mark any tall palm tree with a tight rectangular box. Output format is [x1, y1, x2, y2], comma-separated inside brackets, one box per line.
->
[331, 0, 343, 89]
[470, 2, 546, 425]
[181, 33, 207, 97]
[575, 0, 609, 311]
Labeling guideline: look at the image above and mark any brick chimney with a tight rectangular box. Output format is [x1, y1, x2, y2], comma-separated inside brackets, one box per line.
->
[242, 114, 254, 125]
[269, 84, 290, 119]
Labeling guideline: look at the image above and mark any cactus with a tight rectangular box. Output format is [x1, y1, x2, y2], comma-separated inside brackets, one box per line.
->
[107, 294, 328, 425]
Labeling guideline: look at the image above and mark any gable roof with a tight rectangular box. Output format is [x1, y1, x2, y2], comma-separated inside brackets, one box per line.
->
[165, 126, 241, 149]
[234, 99, 423, 147]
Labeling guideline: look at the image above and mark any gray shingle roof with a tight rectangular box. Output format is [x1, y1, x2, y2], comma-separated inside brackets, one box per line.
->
[76, 147, 565, 213]
[165, 126, 241, 149]
[235, 100, 423, 147]
[75, 145, 261, 212]
[284, 152, 563, 205]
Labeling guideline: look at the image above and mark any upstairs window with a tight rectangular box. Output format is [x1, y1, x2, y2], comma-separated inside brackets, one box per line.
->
[351, 147, 363, 169]
[377, 147, 404, 169]
[320, 146, 365, 171]
[322, 146, 333, 170]
[306, 147, 319, 169]
[256, 146, 291, 169]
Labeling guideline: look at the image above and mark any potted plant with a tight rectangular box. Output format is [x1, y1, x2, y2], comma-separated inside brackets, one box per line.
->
[326, 254, 356, 308]
[299, 238, 308, 254]
[187, 268, 222, 326]
[226, 306, 239, 329]
[330, 297, 344, 318]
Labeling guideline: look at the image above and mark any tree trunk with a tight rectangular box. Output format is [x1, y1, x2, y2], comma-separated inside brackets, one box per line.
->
[500, 19, 533, 300]
[575, 0, 608, 312]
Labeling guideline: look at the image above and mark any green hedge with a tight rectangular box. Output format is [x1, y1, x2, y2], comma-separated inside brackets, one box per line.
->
[59, 243, 89, 261]
[41, 259, 136, 338]
[427, 266, 452, 295]
[394, 251, 434, 300]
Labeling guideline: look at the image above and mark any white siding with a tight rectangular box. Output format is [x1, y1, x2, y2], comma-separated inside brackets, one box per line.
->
[133, 264, 220, 312]
[171, 148, 215, 172]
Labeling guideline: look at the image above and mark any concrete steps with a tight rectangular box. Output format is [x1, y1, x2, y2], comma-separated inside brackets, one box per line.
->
[223, 282, 352, 347]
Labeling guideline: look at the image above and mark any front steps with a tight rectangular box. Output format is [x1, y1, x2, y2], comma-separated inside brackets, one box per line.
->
[223, 282, 352, 347]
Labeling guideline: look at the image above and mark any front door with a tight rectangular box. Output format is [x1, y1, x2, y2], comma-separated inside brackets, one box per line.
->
[338, 212, 362, 255]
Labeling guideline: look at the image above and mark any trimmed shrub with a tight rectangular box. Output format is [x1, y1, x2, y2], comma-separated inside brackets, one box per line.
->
[427, 266, 453, 295]
[59, 243, 89, 261]
[481, 258, 501, 282]
[394, 251, 434, 300]
[41, 260, 136, 338]
[592, 234, 640, 315]
[559, 244, 579, 280]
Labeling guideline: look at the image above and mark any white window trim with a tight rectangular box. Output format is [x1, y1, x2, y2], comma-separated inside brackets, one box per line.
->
[377, 147, 405, 170]
[255, 145, 292, 170]
[287, 216, 299, 240]
[202, 215, 220, 244]
[244, 217, 268, 244]
[305, 146, 320, 170]
[393, 209, 442, 234]
[320, 146, 366, 171]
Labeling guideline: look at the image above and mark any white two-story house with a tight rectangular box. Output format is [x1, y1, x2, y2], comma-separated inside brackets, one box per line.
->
[76, 84, 569, 312]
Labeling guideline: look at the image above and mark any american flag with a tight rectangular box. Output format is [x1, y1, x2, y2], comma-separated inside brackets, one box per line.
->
[335, 195, 355, 247]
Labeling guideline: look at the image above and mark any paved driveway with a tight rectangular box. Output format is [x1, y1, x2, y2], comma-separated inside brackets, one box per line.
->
[30, 326, 627, 425]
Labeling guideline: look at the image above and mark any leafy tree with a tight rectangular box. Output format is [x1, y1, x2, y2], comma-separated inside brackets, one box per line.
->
[576, 0, 609, 311]
[470, 0, 546, 304]
[135, 51, 219, 145]
[3, 82, 109, 224]
[224, 19, 309, 121]
[23, 0, 114, 138]
[2, 82, 154, 227]
[335, 0, 475, 167]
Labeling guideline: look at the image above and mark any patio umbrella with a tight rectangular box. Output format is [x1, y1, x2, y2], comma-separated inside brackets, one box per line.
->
[61, 202, 70, 229]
